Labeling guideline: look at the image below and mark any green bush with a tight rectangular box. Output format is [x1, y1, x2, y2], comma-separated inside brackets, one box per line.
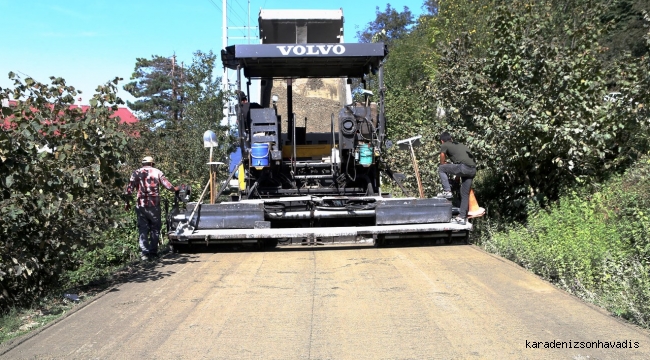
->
[0, 74, 132, 310]
[603, 157, 650, 261]
[599, 255, 650, 327]
[61, 211, 140, 288]
[490, 192, 621, 287]
[480, 154, 650, 327]
[434, 0, 650, 219]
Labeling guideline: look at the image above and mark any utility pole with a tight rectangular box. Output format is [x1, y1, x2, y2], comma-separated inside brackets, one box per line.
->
[171, 54, 178, 121]
[222, 0, 229, 126]
[180, 61, 185, 121]
[222, 0, 258, 173]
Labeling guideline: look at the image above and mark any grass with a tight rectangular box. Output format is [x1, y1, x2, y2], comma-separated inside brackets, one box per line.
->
[0, 239, 169, 345]
[0, 298, 77, 344]
[476, 155, 650, 328]
[1, 198, 178, 345]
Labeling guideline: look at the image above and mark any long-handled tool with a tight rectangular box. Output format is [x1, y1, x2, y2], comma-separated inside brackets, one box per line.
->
[175, 159, 244, 236]
[175, 179, 211, 236]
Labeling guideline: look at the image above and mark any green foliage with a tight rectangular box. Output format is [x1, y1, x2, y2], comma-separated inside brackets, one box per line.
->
[601, 156, 650, 261]
[423, 0, 439, 16]
[480, 153, 650, 327]
[433, 0, 650, 220]
[0, 308, 22, 342]
[0, 300, 73, 344]
[356, 4, 415, 45]
[123, 55, 185, 123]
[378, 0, 497, 196]
[62, 212, 140, 287]
[384, 18, 439, 86]
[382, 80, 442, 197]
[430, 0, 495, 56]
[487, 192, 621, 289]
[600, 0, 650, 59]
[375, 11, 445, 196]
[0, 74, 132, 310]
[125, 51, 235, 188]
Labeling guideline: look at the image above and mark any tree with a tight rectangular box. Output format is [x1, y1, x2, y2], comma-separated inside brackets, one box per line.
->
[126, 51, 235, 189]
[358, 0, 650, 206]
[600, 0, 650, 60]
[433, 0, 649, 220]
[123, 55, 184, 125]
[0, 74, 132, 309]
[168, 51, 236, 183]
[352, 3, 417, 104]
[356, 4, 415, 45]
[430, 0, 495, 56]
[423, 0, 439, 16]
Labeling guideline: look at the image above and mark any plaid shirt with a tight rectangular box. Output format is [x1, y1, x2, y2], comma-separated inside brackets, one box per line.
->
[125, 166, 174, 207]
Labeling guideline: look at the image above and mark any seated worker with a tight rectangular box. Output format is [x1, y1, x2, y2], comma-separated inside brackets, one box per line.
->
[436, 131, 477, 225]
[237, 91, 262, 134]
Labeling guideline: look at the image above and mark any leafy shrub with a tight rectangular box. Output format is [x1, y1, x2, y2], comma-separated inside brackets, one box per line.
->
[61, 212, 140, 288]
[603, 157, 650, 261]
[480, 153, 650, 327]
[485, 192, 616, 288]
[434, 0, 650, 220]
[599, 255, 650, 327]
[0, 74, 132, 310]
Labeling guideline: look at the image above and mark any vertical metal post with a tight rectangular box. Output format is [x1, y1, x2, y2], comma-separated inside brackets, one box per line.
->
[209, 147, 214, 204]
[378, 64, 385, 144]
[292, 113, 297, 176]
[236, 65, 247, 152]
[222, 0, 230, 128]
[222, 0, 227, 49]
[287, 79, 293, 140]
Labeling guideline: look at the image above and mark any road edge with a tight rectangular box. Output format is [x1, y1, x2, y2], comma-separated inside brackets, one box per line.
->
[0, 282, 119, 356]
[469, 244, 650, 338]
[0, 256, 169, 356]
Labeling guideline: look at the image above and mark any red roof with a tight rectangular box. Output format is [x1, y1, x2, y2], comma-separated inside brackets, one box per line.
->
[2, 100, 138, 130]
[68, 104, 139, 124]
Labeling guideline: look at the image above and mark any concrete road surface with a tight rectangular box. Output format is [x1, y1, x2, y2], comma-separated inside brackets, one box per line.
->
[2, 244, 649, 359]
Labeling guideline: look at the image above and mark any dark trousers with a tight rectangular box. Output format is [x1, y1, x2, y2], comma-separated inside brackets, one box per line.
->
[135, 206, 162, 255]
[438, 164, 477, 219]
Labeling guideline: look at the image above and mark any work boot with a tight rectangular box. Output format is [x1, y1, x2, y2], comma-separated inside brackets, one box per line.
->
[437, 190, 453, 198]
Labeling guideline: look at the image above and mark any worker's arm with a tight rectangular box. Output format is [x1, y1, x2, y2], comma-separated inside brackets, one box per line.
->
[160, 173, 179, 192]
[440, 152, 447, 165]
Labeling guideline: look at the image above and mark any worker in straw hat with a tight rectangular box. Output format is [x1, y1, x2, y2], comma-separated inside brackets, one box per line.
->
[125, 156, 179, 261]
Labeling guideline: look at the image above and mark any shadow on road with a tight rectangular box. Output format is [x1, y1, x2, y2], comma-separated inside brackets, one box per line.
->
[105, 239, 470, 286]
[170, 238, 470, 255]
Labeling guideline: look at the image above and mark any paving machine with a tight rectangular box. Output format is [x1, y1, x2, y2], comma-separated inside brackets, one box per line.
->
[167, 9, 472, 249]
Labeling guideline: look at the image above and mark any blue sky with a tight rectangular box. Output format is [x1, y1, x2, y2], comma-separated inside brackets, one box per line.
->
[0, 0, 426, 106]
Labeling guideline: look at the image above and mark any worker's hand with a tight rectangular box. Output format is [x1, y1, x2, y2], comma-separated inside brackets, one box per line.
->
[124, 203, 131, 211]
[174, 186, 180, 192]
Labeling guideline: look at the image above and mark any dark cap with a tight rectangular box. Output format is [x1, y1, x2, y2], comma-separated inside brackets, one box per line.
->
[238, 91, 247, 102]
[439, 131, 452, 142]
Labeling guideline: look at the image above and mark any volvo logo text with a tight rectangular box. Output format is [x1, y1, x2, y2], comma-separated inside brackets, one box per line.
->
[276, 45, 346, 56]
